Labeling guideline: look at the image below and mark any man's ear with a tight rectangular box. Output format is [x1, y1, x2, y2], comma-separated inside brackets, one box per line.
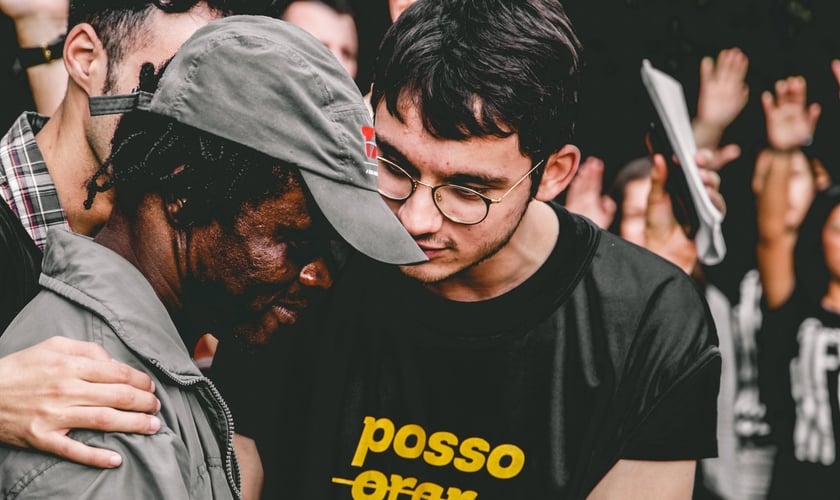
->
[534, 144, 581, 201]
[63, 23, 106, 95]
[164, 192, 190, 228]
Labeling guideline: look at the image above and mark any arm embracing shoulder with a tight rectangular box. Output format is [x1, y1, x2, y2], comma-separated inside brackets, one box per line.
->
[0, 302, 159, 469]
[1, 430, 193, 499]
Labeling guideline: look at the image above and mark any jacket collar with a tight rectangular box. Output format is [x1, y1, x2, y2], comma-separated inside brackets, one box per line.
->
[39, 229, 203, 380]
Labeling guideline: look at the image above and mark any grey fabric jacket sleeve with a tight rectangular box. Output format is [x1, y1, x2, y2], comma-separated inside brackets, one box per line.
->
[1, 430, 193, 499]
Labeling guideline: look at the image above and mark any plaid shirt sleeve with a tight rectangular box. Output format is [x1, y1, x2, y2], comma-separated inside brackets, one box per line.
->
[0, 112, 70, 250]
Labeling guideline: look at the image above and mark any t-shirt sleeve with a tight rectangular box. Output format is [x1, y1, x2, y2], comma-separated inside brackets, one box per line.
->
[621, 354, 721, 459]
[617, 274, 722, 461]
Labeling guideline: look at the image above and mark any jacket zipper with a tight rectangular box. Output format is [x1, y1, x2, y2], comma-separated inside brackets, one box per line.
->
[149, 358, 242, 500]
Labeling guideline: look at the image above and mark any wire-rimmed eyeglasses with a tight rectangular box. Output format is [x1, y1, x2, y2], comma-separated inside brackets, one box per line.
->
[377, 156, 544, 225]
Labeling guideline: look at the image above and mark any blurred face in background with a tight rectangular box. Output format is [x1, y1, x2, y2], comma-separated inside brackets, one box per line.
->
[283, 1, 358, 78]
[388, 0, 417, 21]
[822, 204, 840, 281]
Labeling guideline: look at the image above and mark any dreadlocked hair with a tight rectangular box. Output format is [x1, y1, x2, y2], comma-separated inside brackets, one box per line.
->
[85, 62, 296, 228]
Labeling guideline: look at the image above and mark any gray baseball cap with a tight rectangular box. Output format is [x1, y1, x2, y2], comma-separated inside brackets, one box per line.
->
[90, 15, 426, 265]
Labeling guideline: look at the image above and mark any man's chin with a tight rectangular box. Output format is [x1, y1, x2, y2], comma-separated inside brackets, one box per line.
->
[398, 261, 459, 285]
[233, 329, 275, 347]
[230, 312, 303, 348]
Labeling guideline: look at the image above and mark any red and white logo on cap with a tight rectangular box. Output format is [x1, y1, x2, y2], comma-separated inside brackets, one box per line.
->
[361, 125, 378, 160]
[361, 126, 378, 177]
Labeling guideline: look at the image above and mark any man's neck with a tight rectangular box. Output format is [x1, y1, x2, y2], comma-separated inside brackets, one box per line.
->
[95, 212, 206, 351]
[36, 99, 114, 237]
[425, 201, 560, 302]
[94, 210, 183, 314]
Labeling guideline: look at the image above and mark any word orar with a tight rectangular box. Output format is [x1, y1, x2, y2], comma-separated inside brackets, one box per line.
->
[333, 470, 478, 500]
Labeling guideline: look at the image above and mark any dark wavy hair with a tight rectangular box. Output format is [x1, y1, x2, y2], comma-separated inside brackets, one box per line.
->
[794, 184, 840, 306]
[84, 62, 297, 230]
[69, 0, 274, 92]
[371, 0, 582, 177]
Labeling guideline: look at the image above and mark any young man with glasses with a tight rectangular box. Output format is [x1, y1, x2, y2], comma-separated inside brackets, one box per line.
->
[212, 1, 721, 498]
[0, 0, 720, 497]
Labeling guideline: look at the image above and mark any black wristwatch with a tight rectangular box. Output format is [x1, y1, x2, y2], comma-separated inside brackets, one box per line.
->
[9, 35, 66, 79]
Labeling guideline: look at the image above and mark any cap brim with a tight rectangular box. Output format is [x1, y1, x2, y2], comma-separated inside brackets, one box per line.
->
[299, 170, 427, 265]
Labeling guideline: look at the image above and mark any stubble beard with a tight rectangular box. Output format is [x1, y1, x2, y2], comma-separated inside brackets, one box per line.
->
[398, 201, 530, 285]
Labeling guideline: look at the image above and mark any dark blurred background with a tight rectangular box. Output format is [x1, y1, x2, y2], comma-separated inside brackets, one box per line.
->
[564, 0, 840, 302]
[3, 0, 839, 302]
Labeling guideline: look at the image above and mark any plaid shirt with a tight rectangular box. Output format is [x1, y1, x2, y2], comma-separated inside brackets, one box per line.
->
[0, 112, 70, 250]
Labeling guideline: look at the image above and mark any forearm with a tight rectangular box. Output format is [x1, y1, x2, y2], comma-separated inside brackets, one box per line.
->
[756, 240, 795, 309]
[754, 149, 800, 308]
[587, 460, 696, 499]
[11, 12, 68, 115]
[755, 149, 795, 240]
[234, 433, 264, 500]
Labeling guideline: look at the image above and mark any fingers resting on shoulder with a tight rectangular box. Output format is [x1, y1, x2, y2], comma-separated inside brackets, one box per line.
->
[0, 337, 160, 468]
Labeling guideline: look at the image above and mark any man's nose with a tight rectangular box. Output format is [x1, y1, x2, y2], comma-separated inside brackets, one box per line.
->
[299, 257, 332, 289]
[395, 185, 445, 236]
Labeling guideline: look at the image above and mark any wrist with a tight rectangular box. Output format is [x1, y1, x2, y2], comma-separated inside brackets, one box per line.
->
[13, 14, 66, 48]
[10, 35, 66, 79]
[800, 136, 816, 160]
[768, 136, 812, 156]
[691, 119, 725, 149]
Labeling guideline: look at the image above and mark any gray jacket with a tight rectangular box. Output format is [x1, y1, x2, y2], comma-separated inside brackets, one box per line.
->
[0, 229, 240, 499]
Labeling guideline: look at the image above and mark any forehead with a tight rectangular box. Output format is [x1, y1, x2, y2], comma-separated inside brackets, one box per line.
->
[284, 3, 357, 39]
[373, 100, 526, 178]
[234, 181, 314, 234]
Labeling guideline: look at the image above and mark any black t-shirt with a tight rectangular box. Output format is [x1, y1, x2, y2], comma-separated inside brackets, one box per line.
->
[758, 289, 840, 499]
[212, 204, 720, 499]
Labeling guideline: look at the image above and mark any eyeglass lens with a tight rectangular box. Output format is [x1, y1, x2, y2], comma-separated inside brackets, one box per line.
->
[377, 159, 488, 224]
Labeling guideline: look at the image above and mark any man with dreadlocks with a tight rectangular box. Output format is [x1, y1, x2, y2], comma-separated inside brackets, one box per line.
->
[212, 1, 722, 498]
[0, 0, 280, 470]
[0, 15, 423, 498]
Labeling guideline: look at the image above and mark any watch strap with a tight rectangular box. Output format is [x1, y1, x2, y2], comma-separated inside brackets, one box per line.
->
[10, 35, 66, 79]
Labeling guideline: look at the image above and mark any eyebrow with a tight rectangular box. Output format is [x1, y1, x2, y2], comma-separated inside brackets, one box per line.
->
[375, 136, 510, 188]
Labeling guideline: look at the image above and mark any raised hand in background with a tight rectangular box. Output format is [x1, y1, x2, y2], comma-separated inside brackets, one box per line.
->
[693, 47, 750, 150]
[645, 145, 737, 275]
[760, 76, 821, 152]
[563, 156, 616, 230]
